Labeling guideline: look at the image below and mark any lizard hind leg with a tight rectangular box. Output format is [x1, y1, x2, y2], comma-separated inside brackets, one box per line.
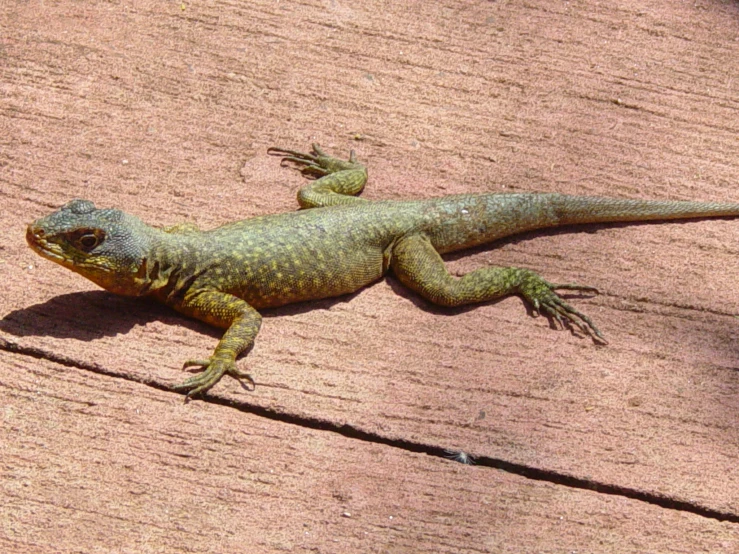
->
[390, 234, 606, 342]
[268, 144, 368, 208]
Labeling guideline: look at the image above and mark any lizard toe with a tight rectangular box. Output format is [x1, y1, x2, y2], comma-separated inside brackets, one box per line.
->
[172, 357, 230, 398]
[227, 366, 256, 391]
[182, 359, 212, 372]
[172, 357, 255, 399]
[519, 273, 606, 343]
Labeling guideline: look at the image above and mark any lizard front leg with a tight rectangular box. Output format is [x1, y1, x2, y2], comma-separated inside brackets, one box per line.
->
[391, 234, 606, 341]
[169, 290, 262, 400]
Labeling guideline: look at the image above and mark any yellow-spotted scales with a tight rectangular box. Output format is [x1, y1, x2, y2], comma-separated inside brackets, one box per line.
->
[26, 144, 739, 399]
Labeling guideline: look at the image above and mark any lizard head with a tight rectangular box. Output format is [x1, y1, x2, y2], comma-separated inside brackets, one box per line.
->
[27, 199, 153, 296]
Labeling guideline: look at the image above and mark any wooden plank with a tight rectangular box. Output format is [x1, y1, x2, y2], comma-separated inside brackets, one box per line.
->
[2, 351, 738, 553]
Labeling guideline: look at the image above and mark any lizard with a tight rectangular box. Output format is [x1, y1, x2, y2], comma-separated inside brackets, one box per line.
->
[26, 144, 739, 400]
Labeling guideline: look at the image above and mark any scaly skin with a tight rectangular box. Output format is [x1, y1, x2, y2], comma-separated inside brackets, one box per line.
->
[26, 144, 739, 399]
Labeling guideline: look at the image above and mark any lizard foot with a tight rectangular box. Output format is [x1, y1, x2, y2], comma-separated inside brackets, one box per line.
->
[267, 144, 361, 178]
[518, 273, 607, 343]
[172, 357, 255, 401]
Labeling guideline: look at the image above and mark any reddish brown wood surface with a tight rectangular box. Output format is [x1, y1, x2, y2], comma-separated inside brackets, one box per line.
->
[1, 1, 738, 552]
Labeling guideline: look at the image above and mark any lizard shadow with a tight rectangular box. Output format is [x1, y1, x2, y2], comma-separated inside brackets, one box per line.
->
[0, 289, 362, 342]
[0, 291, 190, 341]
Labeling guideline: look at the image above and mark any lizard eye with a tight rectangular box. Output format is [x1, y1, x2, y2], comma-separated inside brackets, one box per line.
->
[69, 229, 105, 252]
[79, 234, 99, 249]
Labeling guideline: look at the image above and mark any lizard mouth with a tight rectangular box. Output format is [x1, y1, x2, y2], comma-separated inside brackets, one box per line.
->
[26, 225, 66, 263]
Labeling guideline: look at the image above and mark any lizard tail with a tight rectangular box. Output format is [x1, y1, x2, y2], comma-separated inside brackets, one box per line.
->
[550, 194, 739, 225]
[426, 193, 739, 253]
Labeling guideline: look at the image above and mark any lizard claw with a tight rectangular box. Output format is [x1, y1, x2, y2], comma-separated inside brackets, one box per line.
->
[268, 144, 327, 177]
[268, 144, 360, 178]
[173, 356, 255, 401]
[519, 273, 607, 343]
[268, 144, 325, 161]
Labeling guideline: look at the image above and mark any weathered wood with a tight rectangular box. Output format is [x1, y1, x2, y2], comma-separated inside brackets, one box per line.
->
[1, 0, 738, 551]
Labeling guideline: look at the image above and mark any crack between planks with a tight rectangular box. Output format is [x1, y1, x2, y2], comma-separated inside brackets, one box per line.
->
[2, 336, 737, 525]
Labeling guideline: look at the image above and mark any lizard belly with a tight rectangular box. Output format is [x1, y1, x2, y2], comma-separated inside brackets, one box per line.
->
[228, 245, 386, 308]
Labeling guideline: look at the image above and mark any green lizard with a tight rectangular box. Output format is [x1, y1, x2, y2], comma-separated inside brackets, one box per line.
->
[26, 144, 739, 399]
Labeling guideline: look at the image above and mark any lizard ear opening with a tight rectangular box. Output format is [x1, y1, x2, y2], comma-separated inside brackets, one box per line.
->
[69, 228, 106, 253]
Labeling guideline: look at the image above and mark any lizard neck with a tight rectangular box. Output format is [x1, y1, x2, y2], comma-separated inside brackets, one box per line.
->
[131, 225, 203, 298]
